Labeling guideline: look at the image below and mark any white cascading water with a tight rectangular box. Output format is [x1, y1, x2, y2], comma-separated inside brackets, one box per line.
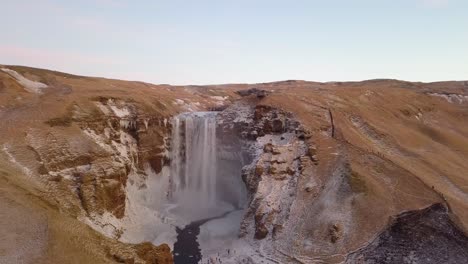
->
[169, 112, 232, 222]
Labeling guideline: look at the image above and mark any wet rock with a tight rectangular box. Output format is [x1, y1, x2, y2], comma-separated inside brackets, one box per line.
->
[257, 129, 265, 137]
[255, 164, 264, 177]
[272, 156, 286, 164]
[311, 155, 319, 164]
[263, 121, 273, 134]
[148, 155, 164, 174]
[269, 165, 277, 175]
[255, 223, 269, 240]
[308, 145, 317, 157]
[236, 88, 271, 98]
[272, 119, 284, 133]
[250, 130, 258, 139]
[272, 224, 283, 239]
[299, 155, 309, 164]
[264, 143, 273, 153]
[271, 146, 282, 155]
[297, 132, 306, 140]
[329, 223, 343, 243]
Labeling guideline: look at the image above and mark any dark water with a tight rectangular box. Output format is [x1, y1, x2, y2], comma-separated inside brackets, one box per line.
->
[173, 211, 234, 264]
[173, 220, 203, 264]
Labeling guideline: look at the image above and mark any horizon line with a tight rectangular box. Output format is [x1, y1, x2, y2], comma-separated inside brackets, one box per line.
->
[2, 63, 467, 87]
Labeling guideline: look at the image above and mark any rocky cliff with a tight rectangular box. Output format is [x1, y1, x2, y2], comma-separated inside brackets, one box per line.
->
[214, 82, 468, 263]
[0, 66, 234, 263]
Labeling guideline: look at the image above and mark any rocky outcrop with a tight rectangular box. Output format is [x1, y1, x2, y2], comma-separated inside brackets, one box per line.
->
[428, 92, 468, 104]
[219, 100, 318, 260]
[105, 241, 173, 264]
[236, 88, 271, 98]
[244, 139, 307, 240]
[7, 95, 174, 262]
[217, 87, 468, 263]
[346, 203, 468, 264]
[134, 243, 173, 264]
[24, 97, 171, 224]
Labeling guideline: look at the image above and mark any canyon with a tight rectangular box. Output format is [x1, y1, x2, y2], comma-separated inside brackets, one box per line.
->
[1, 65, 468, 264]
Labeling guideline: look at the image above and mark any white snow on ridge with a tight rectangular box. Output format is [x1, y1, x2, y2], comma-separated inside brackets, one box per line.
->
[211, 96, 228, 101]
[174, 99, 185, 105]
[109, 105, 130, 117]
[95, 100, 132, 118]
[172, 99, 202, 112]
[94, 102, 111, 115]
[430, 93, 468, 104]
[211, 96, 229, 106]
[1, 68, 47, 93]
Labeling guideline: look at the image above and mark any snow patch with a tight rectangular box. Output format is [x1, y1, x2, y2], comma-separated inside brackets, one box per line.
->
[110, 105, 130, 117]
[211, 96, 230, 106]
[415, 112, 423, 120]
[172, 99, 202, 112]
[109, 130, 138, 167]
[211, 96, 229, 101]
[174, 99, 185, 105]
[95, 102, 111, 115]
[81, 164, 178, 248]
[82, 129, 114, 153]
[199, 210, 244, 259]
[95, 100, 133, 118]
[221, 103, 253, 125]
[48, 164, 92, 181]
[83, 127, 138, 167]
[1, 68, 47, 93]
[430, 93, 468, 104]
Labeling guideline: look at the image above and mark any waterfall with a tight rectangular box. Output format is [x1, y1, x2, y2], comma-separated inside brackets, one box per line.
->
[168, 111, 249, 262]
[169, 112, 225, 221]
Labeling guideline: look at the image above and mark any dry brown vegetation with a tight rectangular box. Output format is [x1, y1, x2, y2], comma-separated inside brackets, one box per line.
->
[0, 65, 467, 263]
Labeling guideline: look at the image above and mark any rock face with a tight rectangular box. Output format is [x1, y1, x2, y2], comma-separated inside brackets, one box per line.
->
[236, 88, 271, 98]
[24, 96, 172, 229]
[247, 139, 307, 240]
[346, 203, 468, 264]
[134, 243, 173, 264]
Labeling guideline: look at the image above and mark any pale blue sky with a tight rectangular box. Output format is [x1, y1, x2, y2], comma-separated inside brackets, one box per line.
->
[1, 0, 467, 84]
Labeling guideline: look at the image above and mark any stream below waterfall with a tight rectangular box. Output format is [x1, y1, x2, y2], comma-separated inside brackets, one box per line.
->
[173, 211, 236, 264]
